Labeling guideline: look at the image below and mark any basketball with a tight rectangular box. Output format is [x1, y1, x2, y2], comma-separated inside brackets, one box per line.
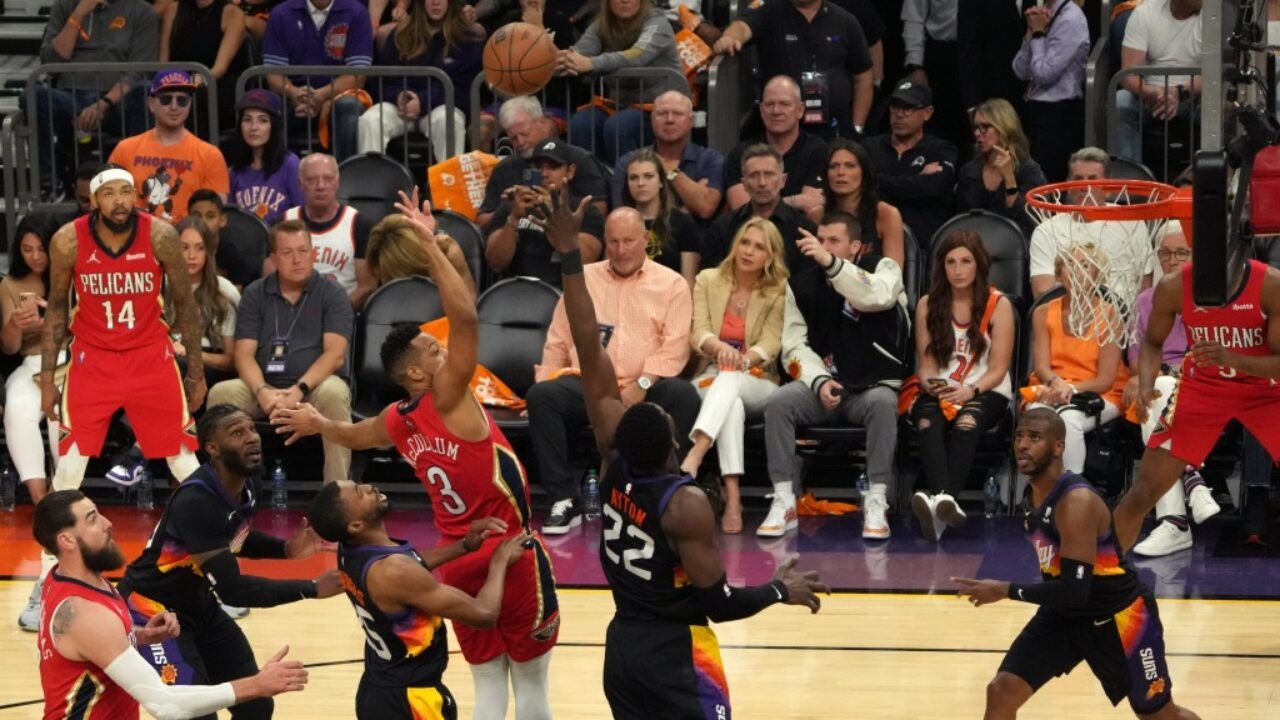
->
[483, 22, 557, 97]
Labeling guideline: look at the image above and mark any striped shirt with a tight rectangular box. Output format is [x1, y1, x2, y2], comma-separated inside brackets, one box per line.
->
[536, 259, 692, 385]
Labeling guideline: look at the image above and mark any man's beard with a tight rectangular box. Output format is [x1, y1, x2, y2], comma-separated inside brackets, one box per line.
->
[367, 498, 392, 524]
[100, 210, 135, 234]
[224, 450, 264, 478]
[79, 537, 126, 574]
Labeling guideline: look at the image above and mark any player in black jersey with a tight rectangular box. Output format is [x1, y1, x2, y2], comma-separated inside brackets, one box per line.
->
[117, 405, 344, 720]
[534, 191, 828, 719]
[308, 480, 533, 720]
[954, 408, 1200, 719]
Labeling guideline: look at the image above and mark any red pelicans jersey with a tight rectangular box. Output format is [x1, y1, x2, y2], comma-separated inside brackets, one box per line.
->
[38, 569, 139, 720]
[1180, 260, 1277, 388]
[385, 393, 531, 539]
[69, 212, 169, 350]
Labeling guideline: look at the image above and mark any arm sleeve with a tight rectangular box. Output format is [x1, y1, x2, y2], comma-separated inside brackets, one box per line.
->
[1028, 225, 1057, 278]
[1121, 4, 1149, 53]
[320, 282, 356, 339]
[1027, 20, 1091, 86]
[690, 272, 714, 352]
[261, 12, 289, 66]
[827, 257, 902, 312]
[697, 575, 787, 622]
[39, 2, 71, 64]
[199, 550, 317, 607]
[232, 282, 263, 341]
[740, 1, 771, 39]
[238, 530, 288, 559]
[202, 146, 231, 196]
[901, 0, 928, 67]
[1007, 558, 1093, 608]
[587, 16, 677, 74]
[345, 8, 375, 66]
[842, 15, 873, 75]
[103, 649, 238, 720]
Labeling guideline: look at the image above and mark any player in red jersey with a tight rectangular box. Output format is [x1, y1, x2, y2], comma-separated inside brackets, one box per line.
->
[19, 166, 209, 632]
[33, 490, 306, 720]
[272, 190, 557, 720]
[1114, 257, 1280, 554]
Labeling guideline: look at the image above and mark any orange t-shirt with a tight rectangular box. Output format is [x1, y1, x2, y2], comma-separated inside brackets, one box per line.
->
[108, 129, 230, 223]
[1029, 297, 1129, 407]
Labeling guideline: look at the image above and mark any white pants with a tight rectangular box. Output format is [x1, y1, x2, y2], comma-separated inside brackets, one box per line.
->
[690, 370, 777, 476]
[1027, 399, 1121, 473]
[4, 354, 58, 481]
[356, 102, 466, 162]
[1141, 374, 1189, 517]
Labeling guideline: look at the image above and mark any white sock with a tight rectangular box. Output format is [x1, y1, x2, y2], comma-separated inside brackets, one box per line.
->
[510, 652, 552, 720]
[868, 482, 888, 499]
[165, 448, 199, 483]
[774, 481, 794, 499]
[468, 655, 510, 720]
[51, 443, 89, 492]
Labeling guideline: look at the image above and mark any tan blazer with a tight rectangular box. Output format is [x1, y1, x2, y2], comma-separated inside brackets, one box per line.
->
[689, 268, 786, 384]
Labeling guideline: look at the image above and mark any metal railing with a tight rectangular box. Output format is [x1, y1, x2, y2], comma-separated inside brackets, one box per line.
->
[235, 65, 458, 162]
[706, 53, 748, 156]
[1106, 65, 1203, 181]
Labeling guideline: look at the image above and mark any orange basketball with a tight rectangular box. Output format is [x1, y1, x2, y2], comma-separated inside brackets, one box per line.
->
[483, 22, 557, 97]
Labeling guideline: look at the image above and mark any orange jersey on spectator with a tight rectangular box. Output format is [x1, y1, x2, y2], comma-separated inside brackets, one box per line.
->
[108, 130, 230, 222]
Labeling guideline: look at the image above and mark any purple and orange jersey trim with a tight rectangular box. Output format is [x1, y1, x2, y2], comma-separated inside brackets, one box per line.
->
[393, 611, 443, 658]
[1031, 530, 1128, 577]
[691, 625, 731, 719]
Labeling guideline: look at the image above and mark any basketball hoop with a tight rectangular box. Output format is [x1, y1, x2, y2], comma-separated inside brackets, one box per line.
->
[1025, 179, 1192, 347]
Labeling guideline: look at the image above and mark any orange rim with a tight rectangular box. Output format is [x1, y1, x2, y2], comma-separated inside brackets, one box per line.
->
[1026, 179, 1191, 222]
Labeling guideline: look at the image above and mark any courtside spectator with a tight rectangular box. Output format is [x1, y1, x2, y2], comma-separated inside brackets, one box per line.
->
[159, 0, 247, 132]
[69, 161, 100, 222]
[865, 81, 957, 246]
[956, 98, 1046, 235]
[1115, 0, 1202, 162]
[357, 0, 484, 162]
[610, 90, 725, 220]
[263, 0, 374, 162]
[169, 216, 242, 387]
[821, 139, 905, 269]
[1012, 0, 1090, 183]
[226, 89, 305, 226]
[721, 76, 828, 215]
[188, 189, 261, 290]
[366, 214, 473, 287]
[619, 149, 702, 285]
[703, 144, 817, 272]
[108, 70, 231, 223]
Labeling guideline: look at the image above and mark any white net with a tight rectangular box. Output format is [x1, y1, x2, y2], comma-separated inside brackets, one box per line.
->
[1026, 182, 1177, 347]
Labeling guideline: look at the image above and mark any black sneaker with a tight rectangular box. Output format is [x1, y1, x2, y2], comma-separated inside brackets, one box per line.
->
[1241, 487, 1270, 546]
[542, 499, 582, 536]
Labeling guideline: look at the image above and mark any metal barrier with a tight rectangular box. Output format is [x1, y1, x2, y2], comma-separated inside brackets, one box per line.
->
[1106, 65, 1203, 181]
[1083, 36, 1112, 149]
[8, 62, 219, 239]
[235, 65, 458, 163]
[706, 53, 747, 156]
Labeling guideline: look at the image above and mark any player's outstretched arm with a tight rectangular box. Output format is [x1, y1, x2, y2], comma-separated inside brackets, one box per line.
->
[418, 517, 510, 569]
[532, 187, 626, 448]
[955, 489, 1101, 609]
[372, 532, 534, 628]
[56, 598, 307, 720]
[153, 219, 206, 409]
[663, 486, 827, 621]
[271, 403, 394, 450]
[38, 226, 77, 419]
[191, 546, 340, 607]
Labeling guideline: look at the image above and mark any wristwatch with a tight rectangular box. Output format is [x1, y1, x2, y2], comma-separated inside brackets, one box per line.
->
[296, 381, 312, 398]
[636, 376, 653, 391]
[666, 169, 679, 183]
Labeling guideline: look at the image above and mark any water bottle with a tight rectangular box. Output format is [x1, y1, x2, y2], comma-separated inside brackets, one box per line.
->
[856, 470, 870, 499]
[1, 464, 16, 511]
[270, 459, 288, 511]
[136, 465, 153, 511]
[582, 468, 602, 521]
[983, 471, 1000, 518]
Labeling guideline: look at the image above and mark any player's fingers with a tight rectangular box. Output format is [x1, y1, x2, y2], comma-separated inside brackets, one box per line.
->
[268, 645, 290, 663]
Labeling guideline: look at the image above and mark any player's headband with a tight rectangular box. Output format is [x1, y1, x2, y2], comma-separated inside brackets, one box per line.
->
[89, 168, 135, 194]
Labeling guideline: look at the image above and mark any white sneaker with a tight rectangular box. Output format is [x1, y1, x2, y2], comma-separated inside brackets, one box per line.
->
[756, 494, 798, 538]
[1187, 485, 1221, 525]
[221, 604, 250, 619]
[862, 494, 890, 540]
[17, 578, 42, 632]
[1132, 519, 1193, 557]
[934, 493, 967, 528]
[911, 492, 946, 543]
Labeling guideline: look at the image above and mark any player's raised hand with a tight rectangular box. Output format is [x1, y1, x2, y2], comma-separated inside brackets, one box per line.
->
[286, 517, 324, 560]
[312, 569, 343, 599]
[133, 611, 180, 645]
[491, 531, 535, 567]
[463, 517, 509, 552]
[528, 186, 592, 254]
[774, 557, 829, 614]
[270, 402, 324, 445]
[254, 646, 309, 695]
[952, 577, 1009, 607]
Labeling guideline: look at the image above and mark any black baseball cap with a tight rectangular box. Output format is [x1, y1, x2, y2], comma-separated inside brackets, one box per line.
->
[888, 80, 932, 108]
[530, 139, 572, 166]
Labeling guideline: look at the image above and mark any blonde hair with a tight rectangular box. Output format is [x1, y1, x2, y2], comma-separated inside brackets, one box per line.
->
[717, 217, 789, 291]
[368, 215, 434, 282]
[973, 98, 1031, 165]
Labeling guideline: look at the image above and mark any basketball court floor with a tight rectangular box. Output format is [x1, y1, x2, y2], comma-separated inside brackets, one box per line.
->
[2, 503, 1278, 718]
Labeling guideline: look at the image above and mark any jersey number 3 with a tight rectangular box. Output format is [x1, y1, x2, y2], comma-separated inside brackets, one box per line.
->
[602, 505, 655, 580]
[425, 466, 467, 515]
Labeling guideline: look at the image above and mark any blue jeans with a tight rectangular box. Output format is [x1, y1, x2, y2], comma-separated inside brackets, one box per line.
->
[284, 95, 364, 162]
[567, 106, 649, 166]
[1113, 88, 1193, 162]
[21, 84, 147, 195]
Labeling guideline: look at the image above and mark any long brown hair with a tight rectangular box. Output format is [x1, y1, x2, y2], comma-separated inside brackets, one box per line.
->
[395, 0, 474, 61]
[924, 230, 993, 367]
[593, 0, 654, 52]
[171, 216, 231, 350]
[620, 149, 676, 257]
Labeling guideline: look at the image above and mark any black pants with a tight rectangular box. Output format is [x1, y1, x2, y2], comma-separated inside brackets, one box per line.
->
[911, 391, 1009, 496]
[525, 375, 701, 504]
[1025, 99, 1085, 183]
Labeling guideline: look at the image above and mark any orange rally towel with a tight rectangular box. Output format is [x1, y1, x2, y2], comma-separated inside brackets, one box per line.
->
[420, 318, 526, 410]
[796, 492, 858, 516]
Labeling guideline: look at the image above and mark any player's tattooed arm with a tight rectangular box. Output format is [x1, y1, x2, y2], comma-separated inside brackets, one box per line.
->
[41, 227, 77, 374]
[152, 221, 204, 384]
[50, 596, 76, 637]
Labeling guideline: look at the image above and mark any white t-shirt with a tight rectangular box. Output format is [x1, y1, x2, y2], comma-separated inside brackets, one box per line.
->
[945, 316, 1012, 399]
[1122, 0, 1202, 88]
[192, 276, 242, 350]
[1029, 213, 1156, 304]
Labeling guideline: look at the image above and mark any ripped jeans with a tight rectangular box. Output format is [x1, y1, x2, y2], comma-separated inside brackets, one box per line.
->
[911, 391, 1009, 496]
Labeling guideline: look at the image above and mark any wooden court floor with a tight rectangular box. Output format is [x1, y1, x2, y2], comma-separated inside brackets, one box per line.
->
[2, 582, 1277, 719]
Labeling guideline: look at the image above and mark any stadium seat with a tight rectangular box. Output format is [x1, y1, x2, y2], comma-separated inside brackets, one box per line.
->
[435, 209, 486, 290]
[901, 224, 921, 310]
[337, 152, 417, 226]
[1107, 155, 1158, 182]
[351, 276, 444, 419]
[1258, 235, 1280, 269]
[221, 207, 270, 277]
[474, 277, 561, 437]
[929, 210, 1029, 308]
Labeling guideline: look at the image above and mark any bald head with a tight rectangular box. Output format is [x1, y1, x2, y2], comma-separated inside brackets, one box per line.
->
[299, 153, 338, 175]
[652, 90, 694, 143]
[760, 75, 803, 136]
[604, 207, 648, 276]
[299, 153, 340, 211]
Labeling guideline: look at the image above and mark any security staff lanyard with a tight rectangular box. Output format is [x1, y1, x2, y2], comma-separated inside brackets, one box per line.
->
[267, 286, 311, 375]
[799, 6, 830, 126]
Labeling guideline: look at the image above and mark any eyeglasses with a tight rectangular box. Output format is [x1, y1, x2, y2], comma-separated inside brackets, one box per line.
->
[1157, 249, 1192, 261]
[155, 93, 191, 108]
[972, 122, 995, 134]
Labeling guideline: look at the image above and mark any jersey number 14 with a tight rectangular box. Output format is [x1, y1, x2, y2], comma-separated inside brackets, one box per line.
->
[102, 299, 136, 330]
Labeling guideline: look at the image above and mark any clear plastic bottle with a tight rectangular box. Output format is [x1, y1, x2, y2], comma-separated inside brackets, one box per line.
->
[1, 464, 16, 511]
[136, 465, 154, 511]
[271, 459, 288, 511]
[983, 471, 1001, 518]
[856, 470, 870, 499]
[583, 468, 602, 521]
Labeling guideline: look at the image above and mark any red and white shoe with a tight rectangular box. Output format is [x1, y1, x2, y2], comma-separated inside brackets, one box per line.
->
[756, 494, 798, 538]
